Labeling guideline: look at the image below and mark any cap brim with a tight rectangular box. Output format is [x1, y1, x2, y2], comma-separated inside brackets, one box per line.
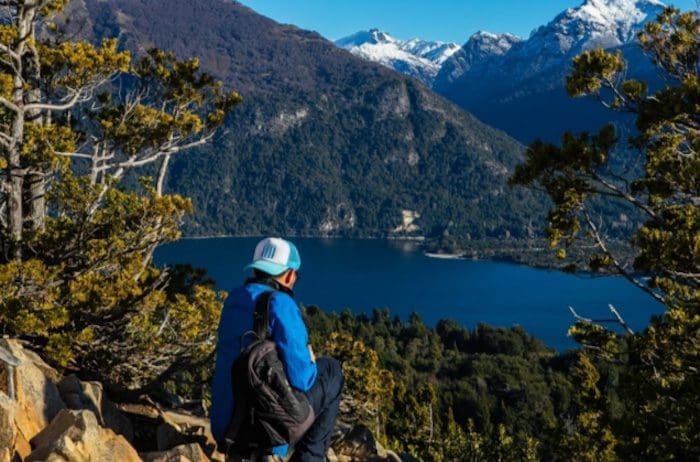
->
[244, 260, 288, 276]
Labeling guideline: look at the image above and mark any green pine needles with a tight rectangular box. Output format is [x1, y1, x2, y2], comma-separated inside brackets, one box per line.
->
[0, 0, 240, 393]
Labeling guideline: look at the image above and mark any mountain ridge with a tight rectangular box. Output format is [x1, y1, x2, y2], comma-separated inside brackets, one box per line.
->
[75, 0, 548, 247]
[331, 0, 667, 144]
[335, 29, 459, 86]
[435, 0, 665, 142]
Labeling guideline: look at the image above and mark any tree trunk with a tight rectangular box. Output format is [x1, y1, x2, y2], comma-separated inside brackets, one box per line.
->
[7, 3, 39, 257]
[27, 173, 45, 232]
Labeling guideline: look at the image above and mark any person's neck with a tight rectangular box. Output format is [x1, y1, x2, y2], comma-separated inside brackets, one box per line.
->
[247, 275, 294, 296]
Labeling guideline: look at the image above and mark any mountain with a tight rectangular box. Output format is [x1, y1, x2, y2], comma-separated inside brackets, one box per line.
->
[72, 0, 547, 245]
[434, 0, 666, 143]
[335, 29, 459, 86]
[434, 31, 523, 88]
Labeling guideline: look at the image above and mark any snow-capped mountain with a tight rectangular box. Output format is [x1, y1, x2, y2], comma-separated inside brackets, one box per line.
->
[517, 0, 665, 70]
[434, 31, 523, 88]
[335, 29, 459, 86]
[439, 0, 664, 90]
[434, 0, 667, 143]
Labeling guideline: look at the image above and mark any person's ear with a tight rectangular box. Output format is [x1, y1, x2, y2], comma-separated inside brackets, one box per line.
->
[284, 270, 294, 284]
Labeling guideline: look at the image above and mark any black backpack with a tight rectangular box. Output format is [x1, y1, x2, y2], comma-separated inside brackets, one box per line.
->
[224, 290, 315, 454]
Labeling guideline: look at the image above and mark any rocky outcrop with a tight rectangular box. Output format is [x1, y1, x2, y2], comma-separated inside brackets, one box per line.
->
[57, 374, 135, 442]
[0, 339, 220, 462]
[0, 393, 19, 461]
[0, 338, 411, 462]
[27, 409, 141, 462]
[0, 339, 66, 460]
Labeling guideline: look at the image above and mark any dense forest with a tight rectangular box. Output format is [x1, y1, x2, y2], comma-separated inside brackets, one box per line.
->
[304, 307, 588, 461]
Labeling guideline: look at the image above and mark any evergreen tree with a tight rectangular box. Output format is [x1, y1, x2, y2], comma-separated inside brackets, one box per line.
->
[511, 6, 699, 458]
[0, 0, 240, 392]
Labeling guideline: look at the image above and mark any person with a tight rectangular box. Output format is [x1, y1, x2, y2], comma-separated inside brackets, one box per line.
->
[211, 237, 343, 462]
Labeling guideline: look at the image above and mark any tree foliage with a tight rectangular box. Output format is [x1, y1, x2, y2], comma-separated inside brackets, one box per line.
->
[511, 6, 699, 459]
[0, 0, 240, 391]
[305, 307, 580, 461]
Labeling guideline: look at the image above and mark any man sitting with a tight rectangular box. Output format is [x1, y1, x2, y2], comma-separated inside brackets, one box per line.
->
[211, 237, 343, 462]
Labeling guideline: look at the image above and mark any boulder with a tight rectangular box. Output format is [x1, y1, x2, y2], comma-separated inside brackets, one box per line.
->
[157, 409, 218, 456]
[141, 443, 210, 462]
[119, 403, 223, 460]
[332, 425, 402, 462]
[27, 409, 141, 462]
[0, 393, 30, 460]
[0, 339, 65, 449]
[57, 374, 134, 442]
[0, 394, 16, 450]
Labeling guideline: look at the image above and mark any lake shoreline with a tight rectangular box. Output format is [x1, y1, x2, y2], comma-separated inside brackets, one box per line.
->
[155, 237, 662, 352]
[170, 234, 629, 279]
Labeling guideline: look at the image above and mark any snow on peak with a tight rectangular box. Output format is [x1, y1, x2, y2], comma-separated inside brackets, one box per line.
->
[335, 29, 396, 48]
[466, 31, 523, 55]
[335, 30, 460, 85]
[528, 0, 666, 53]
[573, 0, 665, 34]
[433, 31, 523, 87]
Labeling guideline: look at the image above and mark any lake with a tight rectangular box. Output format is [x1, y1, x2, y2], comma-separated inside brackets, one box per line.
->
[154, 237, 663, 352]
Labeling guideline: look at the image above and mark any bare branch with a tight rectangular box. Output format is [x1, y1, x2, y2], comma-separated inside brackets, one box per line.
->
[568, 304, 633, 332]
[112, 131, 214, 170]
[156, 153, 171, 196]
[569, 305, 593, 323]
[0, 96, 20, 114]
[608, 304, 635, 335]
[25, 88, 82, 112]
[589, 170, 657, 218]
[582, 206, 666, 304]
[54, 151, 93, 160]
[0, 42, 20, 62]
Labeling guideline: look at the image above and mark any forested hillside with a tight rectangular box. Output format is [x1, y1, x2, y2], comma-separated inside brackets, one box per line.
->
[70, 0, 548, 246]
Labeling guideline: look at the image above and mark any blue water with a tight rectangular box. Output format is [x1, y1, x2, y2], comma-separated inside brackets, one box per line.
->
[154, 237, 664, 352]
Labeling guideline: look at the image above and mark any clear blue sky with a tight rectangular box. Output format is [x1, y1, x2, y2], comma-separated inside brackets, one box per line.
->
[239, 0, 698, 43]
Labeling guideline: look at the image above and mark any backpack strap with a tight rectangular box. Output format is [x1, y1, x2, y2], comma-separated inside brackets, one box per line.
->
[253, 290, 274, 340]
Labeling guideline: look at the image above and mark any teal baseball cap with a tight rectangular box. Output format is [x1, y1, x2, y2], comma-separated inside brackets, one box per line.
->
[245, 237, 301, 276]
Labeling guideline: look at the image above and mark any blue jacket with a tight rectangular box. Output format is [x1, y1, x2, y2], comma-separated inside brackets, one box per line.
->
[210, 282, 317, 455]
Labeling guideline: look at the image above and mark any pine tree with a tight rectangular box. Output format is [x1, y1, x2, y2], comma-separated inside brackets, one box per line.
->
[511, 6, 699, 458]
[0, 0, 240, 393]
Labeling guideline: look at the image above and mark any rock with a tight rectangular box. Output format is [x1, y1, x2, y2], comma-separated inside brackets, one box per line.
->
[14, 431, 32, 461]
[326, 447, 339, 462]
[0, 394, 17, 456]
[156, 420, 181, 450]
[27, 409, 141, 462]
[159, 409, 218, 455]
[332, 425, 402, 462]
[57, 374, 134, 442]
[0, 339, 65, 448]
[120, 402, 222, 460]
[141, 443, 210, 462]
[0, 392, 30, 460]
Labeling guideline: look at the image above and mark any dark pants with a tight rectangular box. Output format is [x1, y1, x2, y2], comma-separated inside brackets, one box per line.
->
[290, 357, 344, 462]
